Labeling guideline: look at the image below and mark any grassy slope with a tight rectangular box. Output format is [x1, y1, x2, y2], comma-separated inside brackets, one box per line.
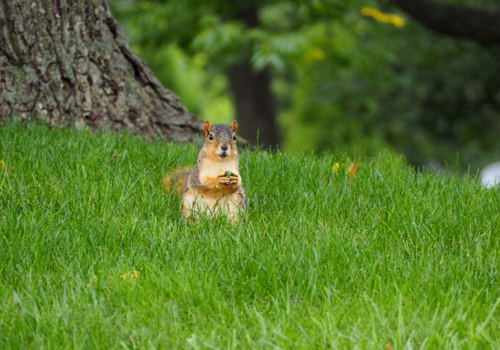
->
[1, 123, 499, 349]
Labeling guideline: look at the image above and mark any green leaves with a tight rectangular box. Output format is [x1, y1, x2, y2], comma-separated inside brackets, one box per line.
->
[250, 30, 306, 71]
[192, 17, 248, 66]
[188, 9, 310, 72]
[108, 0, 500, 171]
[110, 0, 351, 72]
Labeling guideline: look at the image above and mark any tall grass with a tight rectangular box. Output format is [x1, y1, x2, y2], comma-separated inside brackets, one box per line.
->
[1, 123, 499, 349]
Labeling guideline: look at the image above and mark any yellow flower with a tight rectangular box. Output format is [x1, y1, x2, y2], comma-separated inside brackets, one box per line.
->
[1, 161, 6, 170]
[333, 163, 340, 173]
[119, 271, 140, 282]
[361, 7, 405, 27]
[390, 16, 405, 27]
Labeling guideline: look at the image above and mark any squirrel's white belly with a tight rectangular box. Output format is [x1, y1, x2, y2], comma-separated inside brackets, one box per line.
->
[199, 160, 239, 181]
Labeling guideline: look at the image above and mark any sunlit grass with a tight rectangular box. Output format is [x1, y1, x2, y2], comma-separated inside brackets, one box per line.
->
[1, 123, 499, 349]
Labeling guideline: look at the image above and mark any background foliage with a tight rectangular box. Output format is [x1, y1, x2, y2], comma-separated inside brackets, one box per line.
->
[109, 0, 500, 171]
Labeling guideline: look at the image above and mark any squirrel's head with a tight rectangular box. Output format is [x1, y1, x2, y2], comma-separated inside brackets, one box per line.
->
[203, 120, 238, 160]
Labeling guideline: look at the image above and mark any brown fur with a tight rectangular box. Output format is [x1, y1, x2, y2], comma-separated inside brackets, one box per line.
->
[163, 167, 191, 196]
[163, 120, 246, 221]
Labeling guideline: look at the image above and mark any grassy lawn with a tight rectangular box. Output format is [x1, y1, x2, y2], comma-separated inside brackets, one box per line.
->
[1, 123, 500, 349]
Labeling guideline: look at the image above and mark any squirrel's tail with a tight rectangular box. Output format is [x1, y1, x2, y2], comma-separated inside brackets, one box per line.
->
[163, 167, 191, 196]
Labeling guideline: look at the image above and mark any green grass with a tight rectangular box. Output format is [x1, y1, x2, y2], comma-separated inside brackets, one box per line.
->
[1, 123, 500, 349]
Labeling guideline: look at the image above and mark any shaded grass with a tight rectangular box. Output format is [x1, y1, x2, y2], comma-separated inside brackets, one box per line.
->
[1, 123, 500, 349]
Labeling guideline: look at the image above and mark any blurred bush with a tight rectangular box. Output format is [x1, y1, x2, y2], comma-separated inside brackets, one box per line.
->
[281, 3, 500, 170]
[109, 0, 500, 171]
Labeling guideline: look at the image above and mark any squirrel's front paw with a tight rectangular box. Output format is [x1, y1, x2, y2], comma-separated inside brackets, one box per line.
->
[227, 174, 240, 186]
[217, 173, 239, 186]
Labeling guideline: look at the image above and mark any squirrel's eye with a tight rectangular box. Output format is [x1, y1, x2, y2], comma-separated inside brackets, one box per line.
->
[233, 135, 237, 141]
[209, 134, 214, 141]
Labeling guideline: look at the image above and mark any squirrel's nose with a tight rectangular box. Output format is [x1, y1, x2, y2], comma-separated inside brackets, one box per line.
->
[221, 145, 228, 152]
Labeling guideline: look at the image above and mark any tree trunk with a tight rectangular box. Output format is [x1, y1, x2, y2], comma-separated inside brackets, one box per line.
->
[227, 4, 279, 149]
[393, 0, 500, 45]
[228, 61, 279, 149]
[0, 0, 203, 141]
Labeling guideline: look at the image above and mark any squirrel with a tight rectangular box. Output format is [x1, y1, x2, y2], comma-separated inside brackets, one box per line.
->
[164, 120, 246, 220]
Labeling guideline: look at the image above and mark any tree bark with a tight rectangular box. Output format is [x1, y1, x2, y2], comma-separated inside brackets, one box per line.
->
[393, 0, 500, 45]
[227, 4, 279, 149]
[0, 0, 203, 141]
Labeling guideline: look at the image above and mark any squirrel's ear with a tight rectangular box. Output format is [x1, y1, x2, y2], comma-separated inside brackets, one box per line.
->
[204, 120, 212, 138]
[230, 120, 238, 133]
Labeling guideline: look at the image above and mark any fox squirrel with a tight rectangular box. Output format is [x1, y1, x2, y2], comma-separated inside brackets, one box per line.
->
[164, 120, 246, 220]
